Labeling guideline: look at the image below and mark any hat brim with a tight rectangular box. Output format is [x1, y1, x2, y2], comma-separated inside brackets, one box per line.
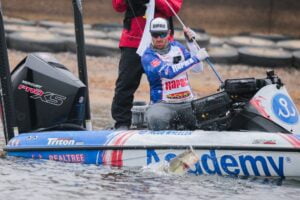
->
[150, 30, 169, 33]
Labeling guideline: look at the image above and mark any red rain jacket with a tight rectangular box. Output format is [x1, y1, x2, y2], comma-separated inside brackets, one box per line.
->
[112, 0, 183, 48]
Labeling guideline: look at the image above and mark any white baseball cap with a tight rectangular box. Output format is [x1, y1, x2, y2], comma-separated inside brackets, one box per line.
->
[150, 17, 169, 33]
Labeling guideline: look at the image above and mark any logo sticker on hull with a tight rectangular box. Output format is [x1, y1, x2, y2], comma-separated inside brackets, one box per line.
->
[147, 149, 285, 177]
[47, 138, 84, 146]
[272, 94, 299, 124]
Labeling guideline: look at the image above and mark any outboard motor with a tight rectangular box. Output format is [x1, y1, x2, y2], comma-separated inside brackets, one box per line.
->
[11, 53, 86, 133]
[190, 71, 300, 133]
[223, 71, 298, 133]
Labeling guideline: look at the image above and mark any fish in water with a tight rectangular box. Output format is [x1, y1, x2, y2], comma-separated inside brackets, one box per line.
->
[168, 147, 199, 174]
[0, 150, 6, 158]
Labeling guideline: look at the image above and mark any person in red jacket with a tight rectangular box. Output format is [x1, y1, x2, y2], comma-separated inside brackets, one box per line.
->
[111, 0, 183, 130]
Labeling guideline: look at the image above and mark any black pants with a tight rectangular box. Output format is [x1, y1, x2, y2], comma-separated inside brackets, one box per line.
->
[111, 47, 144, 128]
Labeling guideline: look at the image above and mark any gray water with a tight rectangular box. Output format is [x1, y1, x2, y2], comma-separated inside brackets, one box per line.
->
[1, 111, 300, 200]
[1, 135, 300, 200]
[1, 155, 300, 200]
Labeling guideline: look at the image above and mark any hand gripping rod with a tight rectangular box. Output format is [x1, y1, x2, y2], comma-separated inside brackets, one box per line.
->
[163, 0, 223, 84]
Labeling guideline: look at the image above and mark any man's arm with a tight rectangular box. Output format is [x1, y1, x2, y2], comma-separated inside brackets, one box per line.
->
[173, 41, 203, 72]
[142, 52, 200, 80]
[155, 0, 183, 17]
[112, 0, 127, 12]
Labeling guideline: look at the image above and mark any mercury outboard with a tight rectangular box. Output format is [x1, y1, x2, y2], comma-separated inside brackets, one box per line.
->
[11, 53, 86, 133]
[0, 0, 91, 142]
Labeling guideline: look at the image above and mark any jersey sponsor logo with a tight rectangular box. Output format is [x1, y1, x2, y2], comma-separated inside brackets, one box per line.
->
[173, 55, 182, 64]
[165, 78, 188, 90]
[167, 91, 191, 99]
[147, 149, 285, 177]
[272, 93, 299, 124]
[171, 58, 194, 72]
[151, 59, 161, 67]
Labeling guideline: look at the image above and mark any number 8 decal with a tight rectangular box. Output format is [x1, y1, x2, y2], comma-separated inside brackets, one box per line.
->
[273, 94, 298, 124]
[278, 98, 296, 118]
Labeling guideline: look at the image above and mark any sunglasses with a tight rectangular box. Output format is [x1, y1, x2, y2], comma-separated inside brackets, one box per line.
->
[151, 32, 168, 38]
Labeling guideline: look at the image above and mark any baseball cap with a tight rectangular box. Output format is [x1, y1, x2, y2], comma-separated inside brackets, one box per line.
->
[150, 17, 169, 33]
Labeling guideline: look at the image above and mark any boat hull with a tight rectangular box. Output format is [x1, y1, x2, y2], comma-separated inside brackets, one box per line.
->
[4, 130, 300, 178]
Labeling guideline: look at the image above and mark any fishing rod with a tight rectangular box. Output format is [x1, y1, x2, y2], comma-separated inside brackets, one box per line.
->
[163, 0, 223, 84]
[0, 0, 18, 144]
[72, 0, 92, 130]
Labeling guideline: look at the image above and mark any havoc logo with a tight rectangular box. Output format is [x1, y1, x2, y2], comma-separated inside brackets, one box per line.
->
[31, 92, 66, 106]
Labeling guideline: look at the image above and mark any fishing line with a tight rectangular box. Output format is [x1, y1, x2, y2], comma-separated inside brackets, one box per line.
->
[99, 148, 186, 165]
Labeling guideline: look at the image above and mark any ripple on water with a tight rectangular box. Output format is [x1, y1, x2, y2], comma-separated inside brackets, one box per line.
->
[1, 129, 300, 200]
[0, 156, 300, 200]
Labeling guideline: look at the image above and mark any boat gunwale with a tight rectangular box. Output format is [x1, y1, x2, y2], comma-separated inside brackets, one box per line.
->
[4, 145, 300, 152]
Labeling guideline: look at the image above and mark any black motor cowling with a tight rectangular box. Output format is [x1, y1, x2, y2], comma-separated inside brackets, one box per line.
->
[11, 53, 86, 133]
[190, 71, 289, 132]
[191, 91, 232, 130]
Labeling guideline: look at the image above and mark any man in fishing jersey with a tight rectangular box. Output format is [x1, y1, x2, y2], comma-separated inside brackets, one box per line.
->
[141, 17, 209, 130]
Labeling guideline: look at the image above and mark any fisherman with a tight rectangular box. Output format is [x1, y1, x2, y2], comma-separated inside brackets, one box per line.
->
[111, 0, 183, 130]
[141, 17, 209, 130]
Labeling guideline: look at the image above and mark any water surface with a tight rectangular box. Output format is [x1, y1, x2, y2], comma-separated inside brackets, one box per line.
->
[1, 117, 300, 200]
